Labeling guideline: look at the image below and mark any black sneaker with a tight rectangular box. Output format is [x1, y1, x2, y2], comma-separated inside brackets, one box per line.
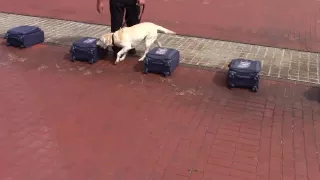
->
[128, 48, 137, 55]
[112, 47, 136, 55]
[112, 46, 121, 54]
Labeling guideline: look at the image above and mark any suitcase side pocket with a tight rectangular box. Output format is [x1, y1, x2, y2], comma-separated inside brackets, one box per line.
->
[71, 46, 98, 63]
[144, 57, 171, 76]
[235, 74, 252, 79]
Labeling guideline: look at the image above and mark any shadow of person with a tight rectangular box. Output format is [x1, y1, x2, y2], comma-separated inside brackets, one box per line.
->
[212, 70, 227, 88]
[133, 61, 144, 72]
[304, 86, 320, 103]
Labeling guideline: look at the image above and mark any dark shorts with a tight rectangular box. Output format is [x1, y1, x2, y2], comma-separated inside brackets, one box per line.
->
[110, 0, 137, 5]
[109, 0, 140, 32]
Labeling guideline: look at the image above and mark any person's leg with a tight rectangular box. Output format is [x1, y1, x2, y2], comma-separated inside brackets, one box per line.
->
[125, 4, 140, 27]
[109, 0, 125, 53]
[124, 4, 141, 54]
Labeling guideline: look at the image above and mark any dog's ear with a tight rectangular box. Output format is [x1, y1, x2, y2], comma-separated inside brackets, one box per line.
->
[96, 38, 108, 49]
[96, 34, 113, 47]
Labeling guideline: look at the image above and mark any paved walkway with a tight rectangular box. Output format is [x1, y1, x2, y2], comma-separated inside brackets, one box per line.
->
[0, 37, 320, 180]
[0, 0, 320, 52]
[1, 13, 320, 85]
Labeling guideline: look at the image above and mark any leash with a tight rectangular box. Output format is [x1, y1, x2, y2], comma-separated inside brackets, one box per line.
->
[111, 34, 115, 46]
[121, 4, 145, 28]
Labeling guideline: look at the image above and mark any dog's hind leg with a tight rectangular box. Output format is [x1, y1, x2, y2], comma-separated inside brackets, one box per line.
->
[139, 38, 156, 61]
[138, 49, 149, 62]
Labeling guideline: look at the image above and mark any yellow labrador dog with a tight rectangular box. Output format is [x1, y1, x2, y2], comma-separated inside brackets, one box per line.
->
[97, 22, 175, 64]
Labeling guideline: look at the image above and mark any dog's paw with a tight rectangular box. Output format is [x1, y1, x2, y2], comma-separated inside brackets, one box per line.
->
[138, 58, 144, 62]
[119, 56, 126, 61]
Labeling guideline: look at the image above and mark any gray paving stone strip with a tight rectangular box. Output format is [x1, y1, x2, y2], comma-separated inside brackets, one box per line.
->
[0, 12, 319, 84]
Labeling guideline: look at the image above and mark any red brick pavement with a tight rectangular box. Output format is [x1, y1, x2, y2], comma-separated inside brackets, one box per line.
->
[0, 41, 320, 180]
[1, 0, 320, 52]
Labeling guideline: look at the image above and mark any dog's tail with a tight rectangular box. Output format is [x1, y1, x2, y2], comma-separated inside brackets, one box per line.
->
[156, 25, 176, 34]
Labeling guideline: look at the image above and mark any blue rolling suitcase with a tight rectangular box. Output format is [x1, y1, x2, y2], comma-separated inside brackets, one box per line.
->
[5, 25, 45, 48]
[143, 47, 180, 77]
[227, 59, 261, 92]
[70, 37, 106, 64]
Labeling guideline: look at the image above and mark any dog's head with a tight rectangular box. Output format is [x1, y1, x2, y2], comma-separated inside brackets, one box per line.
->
[96, 33, 113, 49]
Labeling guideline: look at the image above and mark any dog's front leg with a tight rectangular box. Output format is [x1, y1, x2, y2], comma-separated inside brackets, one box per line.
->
[115, 46, 131, 65]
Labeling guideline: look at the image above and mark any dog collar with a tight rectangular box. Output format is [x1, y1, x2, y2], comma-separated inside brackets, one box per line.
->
[111, 33, 115, 46]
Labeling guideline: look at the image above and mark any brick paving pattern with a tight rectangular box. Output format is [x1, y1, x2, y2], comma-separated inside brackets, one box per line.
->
[1, 13, 320, 85]
[0, 39, 320, 180]
[1, 0, 320, 52]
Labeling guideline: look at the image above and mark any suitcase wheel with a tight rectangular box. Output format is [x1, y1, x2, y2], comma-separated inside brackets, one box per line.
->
[251, 86, 258, 92]
[228, 83, 235, 89]
[163, 72, 170, 77]
[6, 42, 10, 46]
[88, 60, 95, 64]
[71, 56, 76, 62]
[143, 68, 148, 74]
